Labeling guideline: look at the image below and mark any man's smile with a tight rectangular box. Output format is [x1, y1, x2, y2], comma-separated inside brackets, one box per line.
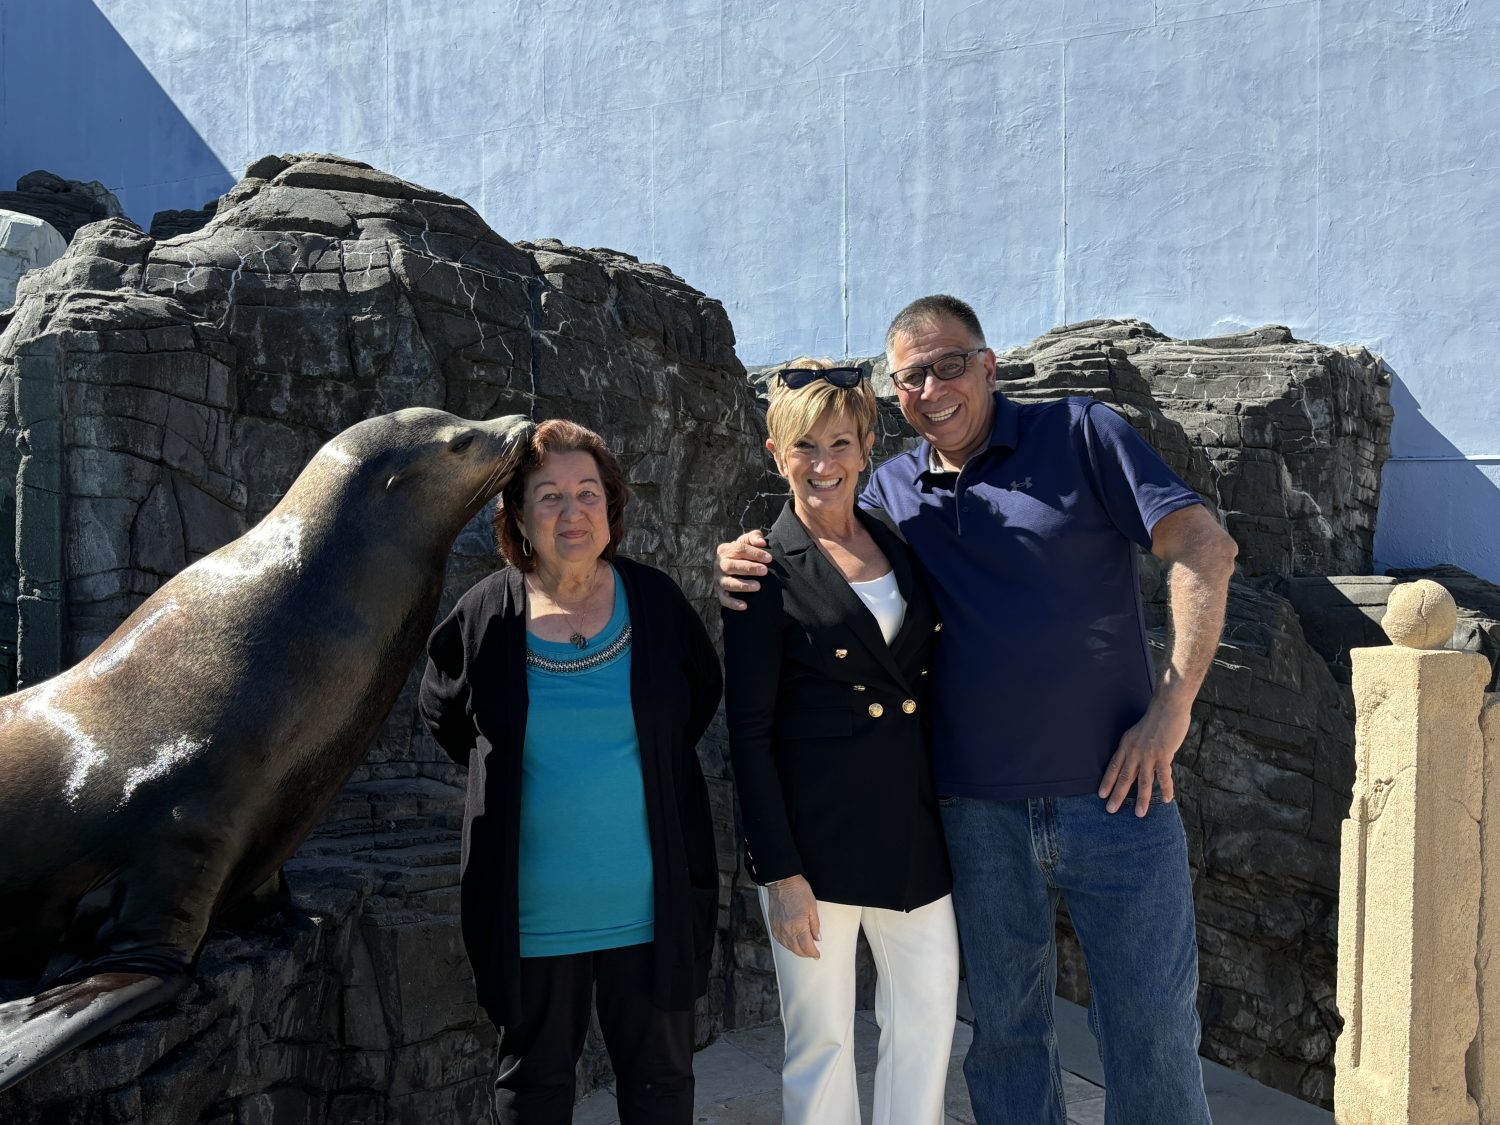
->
[924, 404, 959, 424]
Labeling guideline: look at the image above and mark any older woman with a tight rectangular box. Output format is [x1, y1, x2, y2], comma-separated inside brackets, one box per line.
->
[722, 362, 959, 1125]
[419, 419, 722, 1125]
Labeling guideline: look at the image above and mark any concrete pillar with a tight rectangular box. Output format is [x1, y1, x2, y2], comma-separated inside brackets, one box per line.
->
[1336, 579, 1491, 1125]
[1475, 695, 1500, 1123]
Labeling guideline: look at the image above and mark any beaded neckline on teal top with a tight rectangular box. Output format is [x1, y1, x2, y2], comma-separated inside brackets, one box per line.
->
[526, 624, 632, 674]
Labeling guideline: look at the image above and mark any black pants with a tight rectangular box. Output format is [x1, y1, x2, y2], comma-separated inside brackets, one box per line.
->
[494, 941, 695, 1125]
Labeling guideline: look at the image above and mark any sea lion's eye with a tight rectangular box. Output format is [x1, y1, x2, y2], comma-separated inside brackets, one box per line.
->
[450, 435, 474, 454]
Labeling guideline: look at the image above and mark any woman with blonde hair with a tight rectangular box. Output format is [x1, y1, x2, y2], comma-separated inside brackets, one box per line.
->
[722, 360, 959, 1125]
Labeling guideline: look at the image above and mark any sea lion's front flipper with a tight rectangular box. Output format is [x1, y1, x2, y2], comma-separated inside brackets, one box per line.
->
[0, 971, 187, 1092]
[219, 869, 291, 926]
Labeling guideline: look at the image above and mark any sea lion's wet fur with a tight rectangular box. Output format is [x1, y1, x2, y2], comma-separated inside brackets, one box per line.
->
[0, 407, 532, 1089]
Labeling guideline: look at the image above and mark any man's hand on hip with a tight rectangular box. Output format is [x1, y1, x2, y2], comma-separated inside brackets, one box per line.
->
[1102, 503, 1236, 817]
[1098, 699, 1192, 817]
[716, 530, 771, 610]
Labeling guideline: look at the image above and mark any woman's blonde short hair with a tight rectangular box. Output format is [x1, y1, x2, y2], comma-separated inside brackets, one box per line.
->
[765, 357, 878, 455]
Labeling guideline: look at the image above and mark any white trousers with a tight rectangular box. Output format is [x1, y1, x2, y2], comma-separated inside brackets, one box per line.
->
[760, 889, 960, 1125]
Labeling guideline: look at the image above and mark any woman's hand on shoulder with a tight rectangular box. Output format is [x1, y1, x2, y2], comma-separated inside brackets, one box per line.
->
[766, 874, 821, 959]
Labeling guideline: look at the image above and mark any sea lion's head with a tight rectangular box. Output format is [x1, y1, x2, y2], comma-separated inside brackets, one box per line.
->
[310, 408, 536, 543]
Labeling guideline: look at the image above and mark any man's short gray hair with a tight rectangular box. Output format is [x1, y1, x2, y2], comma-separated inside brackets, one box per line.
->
[884, 294, 986, 353]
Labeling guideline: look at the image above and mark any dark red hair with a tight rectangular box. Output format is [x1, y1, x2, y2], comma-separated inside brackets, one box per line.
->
[493, 419, 630, 571]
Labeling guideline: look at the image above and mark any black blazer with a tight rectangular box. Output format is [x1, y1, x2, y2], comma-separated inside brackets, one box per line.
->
[722, 501, 951, 911]
[419, 556, 723, 1026]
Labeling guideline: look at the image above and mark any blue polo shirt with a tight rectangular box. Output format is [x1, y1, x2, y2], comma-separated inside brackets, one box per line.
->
[860, 392, 1202, 799]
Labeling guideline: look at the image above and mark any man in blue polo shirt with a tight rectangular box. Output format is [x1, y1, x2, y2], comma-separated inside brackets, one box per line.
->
[718, 294, 1237, 1124]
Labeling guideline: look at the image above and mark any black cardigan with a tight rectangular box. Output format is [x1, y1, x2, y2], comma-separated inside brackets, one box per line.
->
[721, 501, 952, 911]
[419, 556, 723, 1025]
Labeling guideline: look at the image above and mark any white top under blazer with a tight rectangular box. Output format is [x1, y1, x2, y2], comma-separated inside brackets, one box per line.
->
[848, 569, 906, 645]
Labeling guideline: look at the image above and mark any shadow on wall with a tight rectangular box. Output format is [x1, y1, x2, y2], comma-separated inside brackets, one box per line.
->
[0, 1, 232, 222]
[1377, 376, 1500, 580]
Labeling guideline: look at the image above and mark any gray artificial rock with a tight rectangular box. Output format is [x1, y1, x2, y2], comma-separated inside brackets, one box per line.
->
[1276, 575, 1397, 680]
[0, 171, 124, 242]
[149, 200, 219, 240]
[999, 320, 1392, 578]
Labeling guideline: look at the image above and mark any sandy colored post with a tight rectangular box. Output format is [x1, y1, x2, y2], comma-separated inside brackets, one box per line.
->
[1336, 580, 1491, 1125]
[1476, 694, 1500, 1123]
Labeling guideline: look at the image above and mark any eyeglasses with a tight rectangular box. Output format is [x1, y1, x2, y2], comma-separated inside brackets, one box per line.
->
[775, 366, 864, 390]
[890, 348, 988, 391]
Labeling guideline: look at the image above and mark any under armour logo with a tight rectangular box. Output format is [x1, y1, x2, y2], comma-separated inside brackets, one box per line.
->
[1008, 477, 1033, 491]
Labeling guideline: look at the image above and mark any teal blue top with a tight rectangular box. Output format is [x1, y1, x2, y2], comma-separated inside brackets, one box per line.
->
[518, 566, 654, 957]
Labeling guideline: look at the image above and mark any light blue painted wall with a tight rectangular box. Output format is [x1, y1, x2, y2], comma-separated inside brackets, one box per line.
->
[1, 0, 1496, 581]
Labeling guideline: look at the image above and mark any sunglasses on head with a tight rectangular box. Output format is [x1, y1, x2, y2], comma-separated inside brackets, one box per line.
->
[775, 366, 864, 390]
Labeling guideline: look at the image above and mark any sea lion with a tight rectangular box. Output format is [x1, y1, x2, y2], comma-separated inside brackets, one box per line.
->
[0, 407, 534, 1091]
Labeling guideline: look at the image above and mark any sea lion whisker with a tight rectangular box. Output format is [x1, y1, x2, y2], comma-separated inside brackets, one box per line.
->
[467, 454, 509, 508]
[465, 465, 496, 508]
[482, 456, 508, 499]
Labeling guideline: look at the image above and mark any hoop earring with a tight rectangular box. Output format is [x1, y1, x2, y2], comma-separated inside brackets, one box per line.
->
[521, 536, 532, 557]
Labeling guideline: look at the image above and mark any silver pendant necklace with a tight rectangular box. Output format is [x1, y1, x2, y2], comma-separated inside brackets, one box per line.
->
[529, 567, 600, 649]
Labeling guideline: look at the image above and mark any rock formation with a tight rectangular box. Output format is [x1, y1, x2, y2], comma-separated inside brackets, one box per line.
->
[149, 199, 218, 240]
[989, 319, 1393, 578]
[0, 153, 764, 1123]
[0, 171, 124, 242]
[0, 210, 67, 310]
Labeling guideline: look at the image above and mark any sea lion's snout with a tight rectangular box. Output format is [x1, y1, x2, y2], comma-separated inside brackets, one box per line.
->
[311, 409, 536, 514]
[488, 413, 535, 452]
[486, 413, 535, 481]
[451, 414, 534, 510]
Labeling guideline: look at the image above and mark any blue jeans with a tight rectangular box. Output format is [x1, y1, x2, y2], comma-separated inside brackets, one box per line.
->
[939, 793, 1211, 1125]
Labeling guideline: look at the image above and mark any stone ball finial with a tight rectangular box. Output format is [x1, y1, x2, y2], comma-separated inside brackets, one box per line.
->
[1382, 579, 1457, 649]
